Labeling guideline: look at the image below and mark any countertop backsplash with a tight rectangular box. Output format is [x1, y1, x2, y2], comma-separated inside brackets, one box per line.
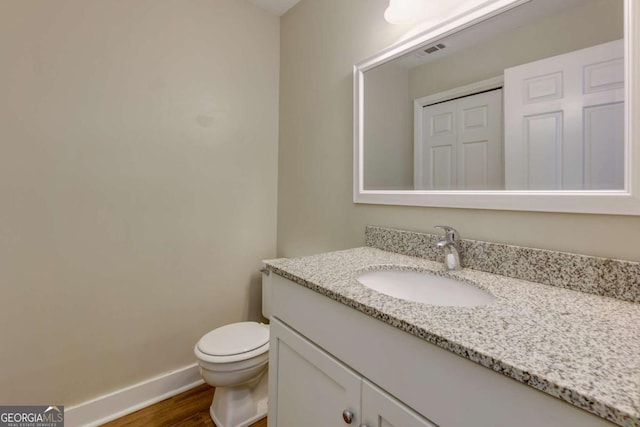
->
[365, 226, 640, 303]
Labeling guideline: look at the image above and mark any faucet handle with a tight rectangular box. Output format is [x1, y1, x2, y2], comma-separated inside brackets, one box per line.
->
[434, 225, 459, 242]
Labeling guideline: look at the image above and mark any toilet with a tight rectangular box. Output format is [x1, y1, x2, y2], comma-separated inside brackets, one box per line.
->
[194, 272, 271, 427]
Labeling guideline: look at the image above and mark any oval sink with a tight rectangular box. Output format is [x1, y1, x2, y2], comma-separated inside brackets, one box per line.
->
[356, 270, 494, 307]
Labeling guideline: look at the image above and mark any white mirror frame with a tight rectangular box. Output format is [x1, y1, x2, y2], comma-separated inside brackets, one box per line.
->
[354, 0, 640, 215]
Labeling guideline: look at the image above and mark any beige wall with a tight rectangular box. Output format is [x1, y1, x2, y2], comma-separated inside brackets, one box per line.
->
[364, 63, 413, 190]
[409, 0, 624, 100]
[0, 0, 279, 405]
[277, 0, 640, 262]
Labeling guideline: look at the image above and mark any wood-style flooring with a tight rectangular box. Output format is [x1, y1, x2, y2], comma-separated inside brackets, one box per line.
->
[101, 383, 268, 427]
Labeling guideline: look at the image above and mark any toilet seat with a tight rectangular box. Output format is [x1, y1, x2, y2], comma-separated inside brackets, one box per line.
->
[195, 321, 269, 364]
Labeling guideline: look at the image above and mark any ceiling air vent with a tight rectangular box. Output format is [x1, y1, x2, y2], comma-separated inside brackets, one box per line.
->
[424, 43, 446, 54]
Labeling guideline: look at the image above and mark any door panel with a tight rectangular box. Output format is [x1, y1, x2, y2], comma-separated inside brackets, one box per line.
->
[460, 141, 488, 188]
[431, 145, 453, 189]
[523, 71, 563, 103]
[462, 105, 488, 129]
[523, 112, 563, 189]
[584, 58, 624, 93]
[584, 102, 624, 189]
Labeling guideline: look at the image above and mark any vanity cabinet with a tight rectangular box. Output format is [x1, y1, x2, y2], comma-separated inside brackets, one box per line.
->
[267, 273, 617, 427]
[269, 317, 436, 427]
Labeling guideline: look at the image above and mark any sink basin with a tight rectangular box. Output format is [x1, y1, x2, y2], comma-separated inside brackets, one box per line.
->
[356, 270, 495, 307]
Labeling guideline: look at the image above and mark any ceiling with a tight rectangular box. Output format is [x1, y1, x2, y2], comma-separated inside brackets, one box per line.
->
[395, 0, 593, 69]
[248, 0, 301, 16]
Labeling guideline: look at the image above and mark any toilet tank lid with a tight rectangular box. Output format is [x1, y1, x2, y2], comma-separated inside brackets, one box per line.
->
[197, 321, 269, 356]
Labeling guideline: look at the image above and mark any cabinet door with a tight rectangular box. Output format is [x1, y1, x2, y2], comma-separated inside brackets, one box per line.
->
[361, 379, 438, 427]
[268, 318, 361, 427]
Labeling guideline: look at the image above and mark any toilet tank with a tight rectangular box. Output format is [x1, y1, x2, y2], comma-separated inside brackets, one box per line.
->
[261, 269, 272, 319]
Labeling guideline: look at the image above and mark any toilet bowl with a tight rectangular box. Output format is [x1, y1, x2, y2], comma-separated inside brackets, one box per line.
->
[194, 270, 273, 427]
[195, 321, 269, 427]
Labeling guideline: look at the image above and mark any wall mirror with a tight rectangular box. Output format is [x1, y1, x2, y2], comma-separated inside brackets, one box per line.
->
[354, 0, 640, 214]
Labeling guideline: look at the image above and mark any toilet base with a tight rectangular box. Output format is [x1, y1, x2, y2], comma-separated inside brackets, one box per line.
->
[209, 370, 268, 427]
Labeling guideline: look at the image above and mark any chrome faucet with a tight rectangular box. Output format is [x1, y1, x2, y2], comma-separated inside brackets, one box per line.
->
[435, 226, 462, 271]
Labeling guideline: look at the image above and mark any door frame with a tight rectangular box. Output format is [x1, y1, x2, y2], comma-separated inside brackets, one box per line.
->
[413, 75, 504, 189]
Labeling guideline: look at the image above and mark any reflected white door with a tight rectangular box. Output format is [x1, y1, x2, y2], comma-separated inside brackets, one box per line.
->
[421, 101, 457, 190]
[504, 39, 624, 190]
[419, 89, 503, 190]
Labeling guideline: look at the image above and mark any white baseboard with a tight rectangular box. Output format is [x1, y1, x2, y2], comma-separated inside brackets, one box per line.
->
[65, 363, 204, 427]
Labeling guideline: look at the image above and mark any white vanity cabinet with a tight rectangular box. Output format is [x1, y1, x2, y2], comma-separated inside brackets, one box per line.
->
[267, 273, 617, 427]
[269, 317, 436, 427]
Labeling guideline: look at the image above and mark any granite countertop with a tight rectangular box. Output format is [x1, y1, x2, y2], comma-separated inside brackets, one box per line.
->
[265, 247, 640, 427]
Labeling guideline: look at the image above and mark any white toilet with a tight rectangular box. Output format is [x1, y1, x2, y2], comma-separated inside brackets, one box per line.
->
[194, 272, 271, 427]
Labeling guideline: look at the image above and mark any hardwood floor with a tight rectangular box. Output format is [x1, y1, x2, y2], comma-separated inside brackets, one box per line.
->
[101, 384, 268, 427]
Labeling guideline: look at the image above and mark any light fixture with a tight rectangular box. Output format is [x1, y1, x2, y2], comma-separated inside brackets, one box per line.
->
[384, 0, 430, 24]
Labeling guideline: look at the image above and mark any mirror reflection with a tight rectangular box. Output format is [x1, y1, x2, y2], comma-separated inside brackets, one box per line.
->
[363, 0, 624, 191]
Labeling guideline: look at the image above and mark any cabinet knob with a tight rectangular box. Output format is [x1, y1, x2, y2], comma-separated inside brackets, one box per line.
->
[342, 410, 354, 424]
